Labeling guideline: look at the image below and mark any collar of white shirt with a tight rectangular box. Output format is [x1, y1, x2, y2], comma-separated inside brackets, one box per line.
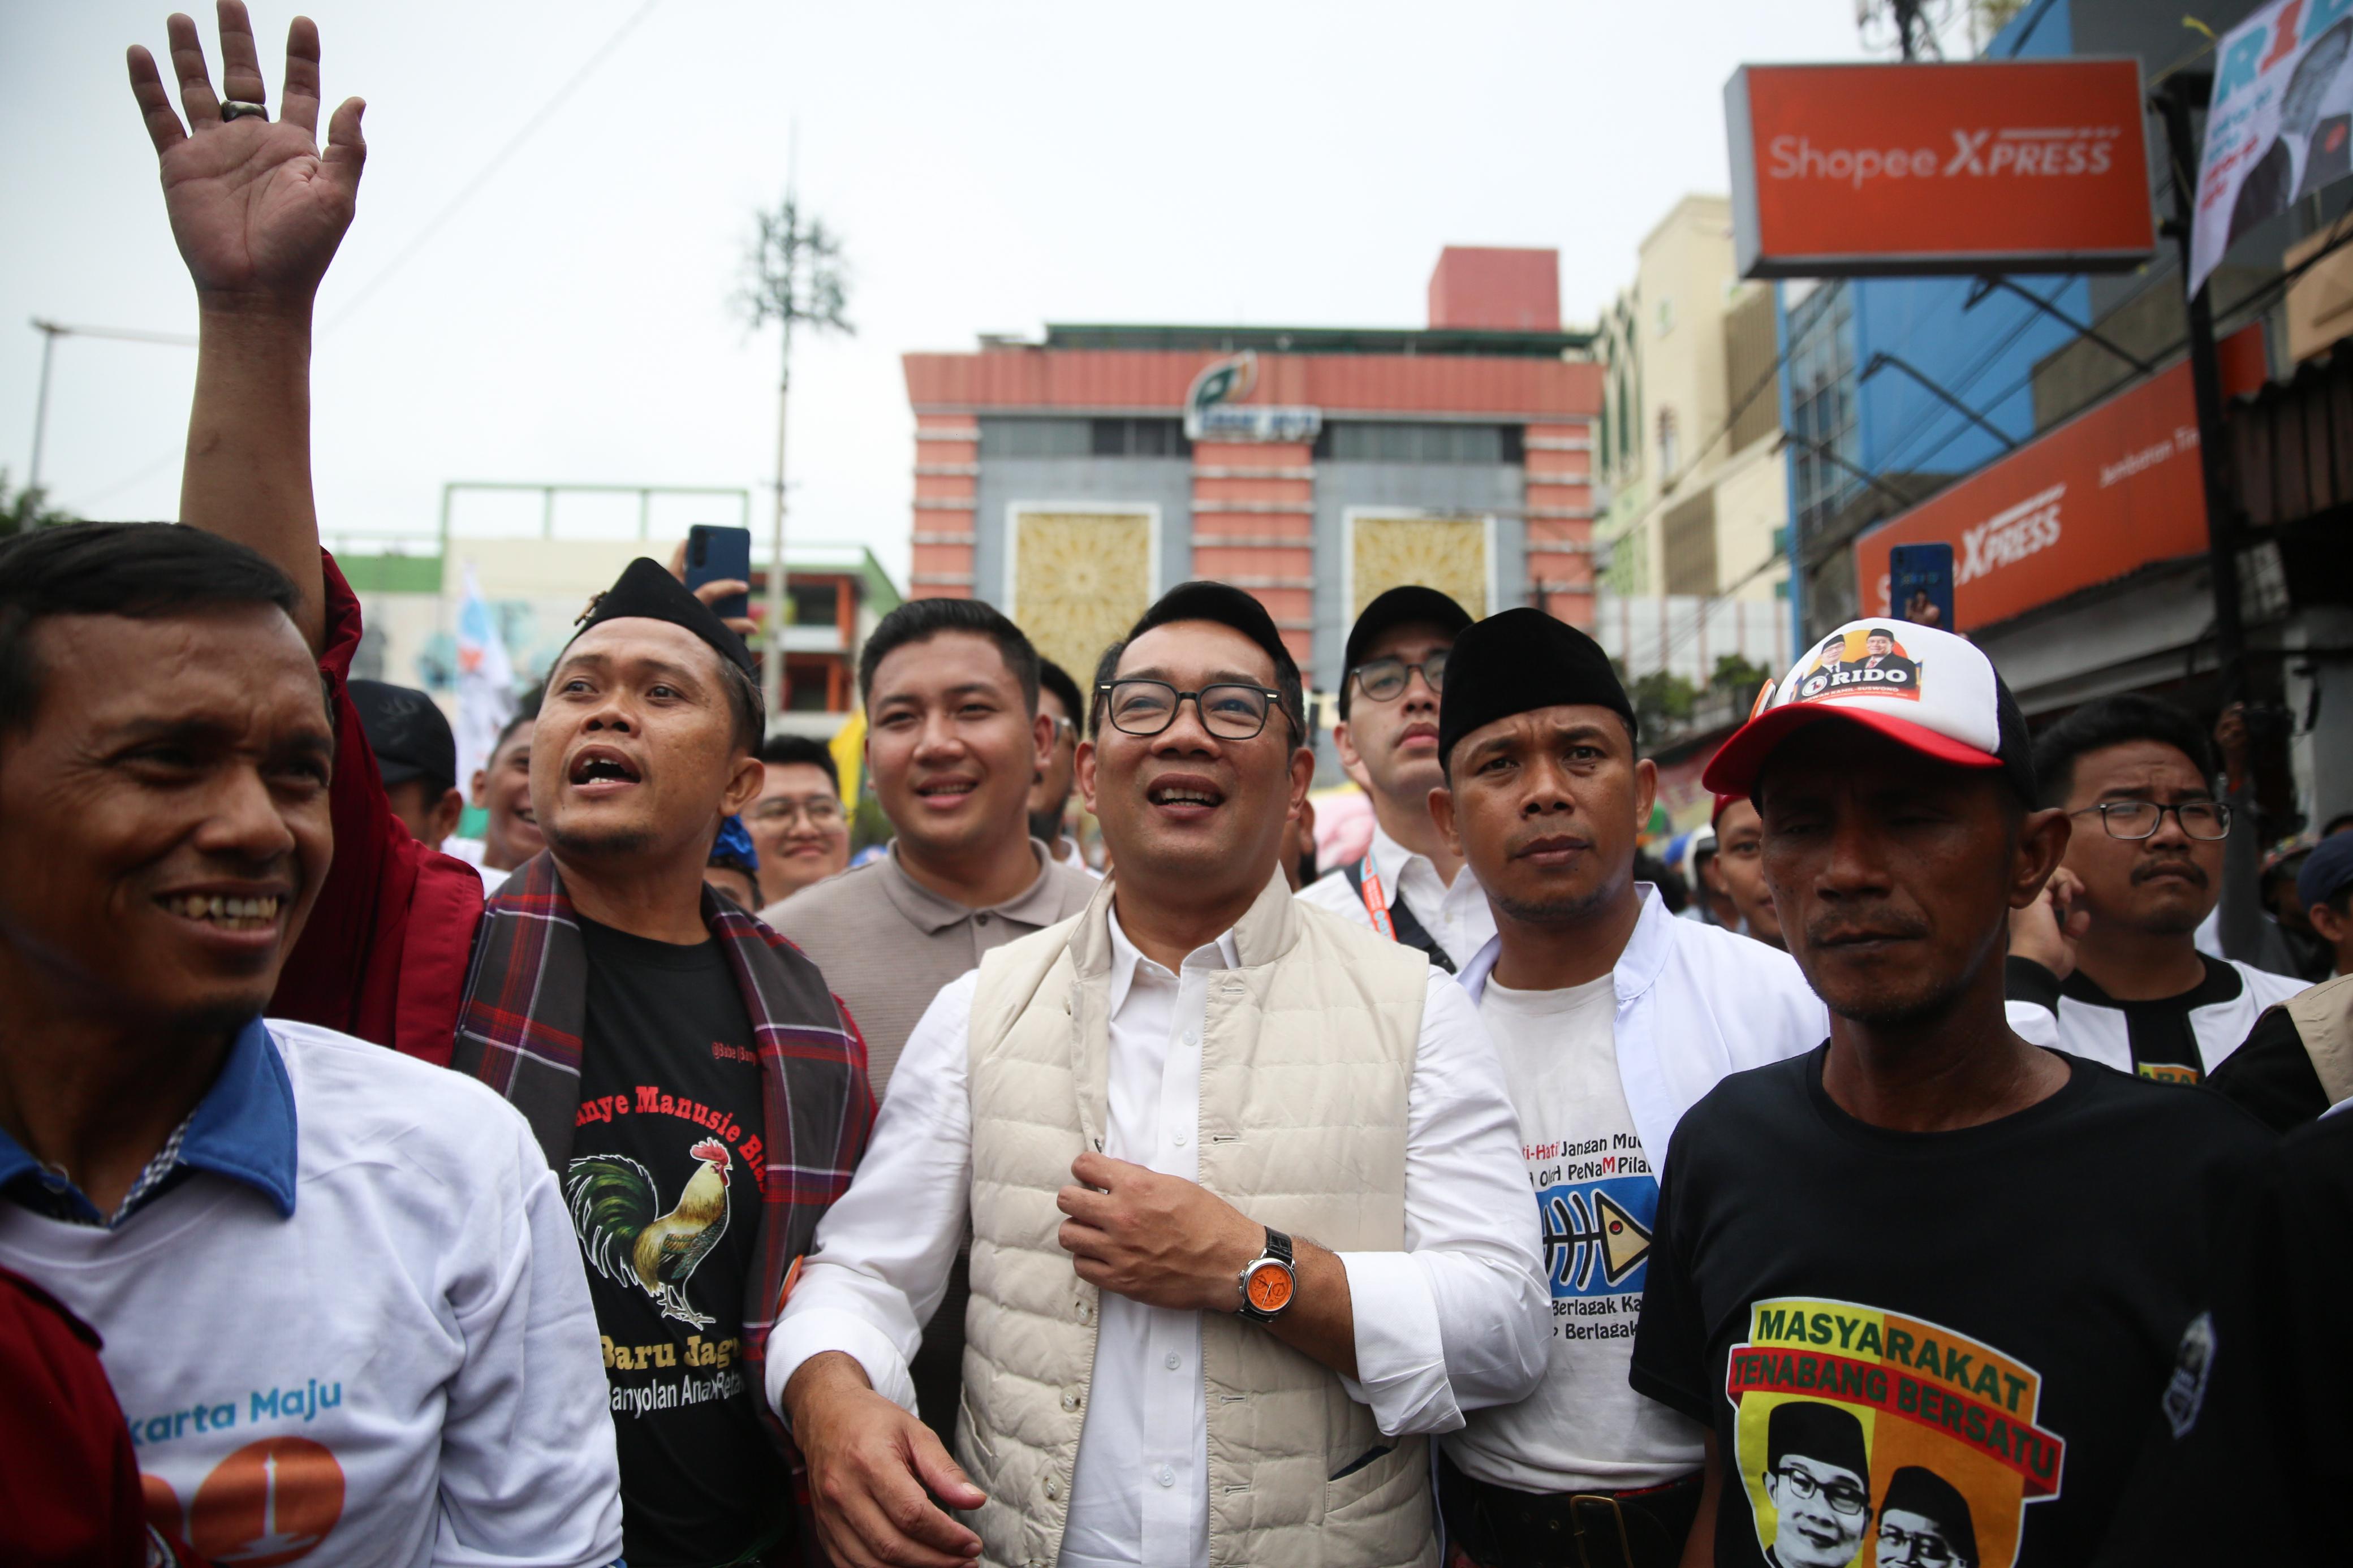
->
[1105, 905, 1241, 1014]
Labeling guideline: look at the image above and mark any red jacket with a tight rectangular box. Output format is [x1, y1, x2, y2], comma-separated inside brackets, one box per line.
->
[0, 1266, 203, 1565]
[268, 553, 484, 1064]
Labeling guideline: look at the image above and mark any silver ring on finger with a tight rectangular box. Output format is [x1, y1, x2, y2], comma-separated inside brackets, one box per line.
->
[220, 100, 269, 121]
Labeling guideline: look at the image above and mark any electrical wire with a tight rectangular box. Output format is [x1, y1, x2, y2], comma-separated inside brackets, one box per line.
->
[59, 0, 666, 515]
[321, 0, 665, 332]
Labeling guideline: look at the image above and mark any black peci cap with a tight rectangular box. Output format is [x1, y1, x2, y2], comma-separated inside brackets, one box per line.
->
[1437, 608, 1636, 770]
[570, 556, 756, 677]
[348, 680, 457, 790]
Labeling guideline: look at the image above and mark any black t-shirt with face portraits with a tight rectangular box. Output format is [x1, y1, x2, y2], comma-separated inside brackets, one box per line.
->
[1630, 1047, 2272, 1568]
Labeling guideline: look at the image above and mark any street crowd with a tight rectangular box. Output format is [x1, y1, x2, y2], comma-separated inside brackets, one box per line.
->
[5, 10, 2350, 1568]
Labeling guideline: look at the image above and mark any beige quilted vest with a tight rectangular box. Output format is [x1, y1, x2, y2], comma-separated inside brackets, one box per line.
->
[959, 870, 1436, 1568]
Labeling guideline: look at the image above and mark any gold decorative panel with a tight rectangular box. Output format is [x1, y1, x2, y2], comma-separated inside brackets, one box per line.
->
[1010, 509, 1155, 684]
[1351, 515, 1488, 620]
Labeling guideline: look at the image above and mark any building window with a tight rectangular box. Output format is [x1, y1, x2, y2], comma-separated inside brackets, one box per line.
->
[1320, 422, 1516, 464]
[1784, 281, 1860, 556]
[1656, 298, 1675, 338]
[786, 580, 842, 629]
[1090, 418, 1190, 457]
[979, 418, 1091, 459]
[1657, 408, 1680, 477]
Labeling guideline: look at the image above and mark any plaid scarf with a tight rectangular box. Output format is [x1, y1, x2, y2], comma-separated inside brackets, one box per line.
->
[451, 852, 874, 1452]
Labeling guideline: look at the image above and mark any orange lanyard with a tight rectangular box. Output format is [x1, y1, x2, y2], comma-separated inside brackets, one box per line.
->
[1358, 849, 1399, 943]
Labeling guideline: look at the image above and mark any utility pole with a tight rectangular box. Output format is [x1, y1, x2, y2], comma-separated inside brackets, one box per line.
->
[25, 318, 197, 495]
[737, 140, 852, 720]
[2155, 71, 2249, 703]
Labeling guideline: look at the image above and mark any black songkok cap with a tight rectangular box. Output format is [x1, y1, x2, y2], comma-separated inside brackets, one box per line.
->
[1880, 1467, 1977, 1562]
[348, 680, 457, 789]
[571, 557, 756, 677]
[1765, 1399, 1870, 1485]
[1437, 607, 1636, 770]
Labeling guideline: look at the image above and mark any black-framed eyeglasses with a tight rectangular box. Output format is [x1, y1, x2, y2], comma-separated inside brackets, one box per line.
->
[1771, 1466, 1871, 1517]
[1876, 1521, 1959, 1567]
[1096, 679, 1286, 740]
[2070, 800, 2231, 841]
[1348, 653, 1448, 703]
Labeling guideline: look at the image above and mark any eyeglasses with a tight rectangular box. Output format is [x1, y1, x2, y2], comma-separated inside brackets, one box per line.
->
[749, 796, 844, 827]
[1348, 653, 1448, 703]
[1876, 1523, 1958, 1566]
[1096, 679, 1286, 740]
[1772, 1466, 1871, 1517]
[2071, 800, 2231, 841]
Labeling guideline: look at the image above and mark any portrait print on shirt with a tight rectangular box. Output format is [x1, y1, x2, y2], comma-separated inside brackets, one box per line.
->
[1794, 628, 1923, 704]
[1727, 1298, 2063, 1568]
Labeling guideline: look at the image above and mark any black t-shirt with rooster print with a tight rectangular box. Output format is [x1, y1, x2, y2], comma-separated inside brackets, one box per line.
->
[568, 915, 787, 1567]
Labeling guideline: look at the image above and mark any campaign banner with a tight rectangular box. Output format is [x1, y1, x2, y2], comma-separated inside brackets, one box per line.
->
[1850, 327, 2260, 631]
[2191, 0, 2353, 297]
[1725, 61, 2156, 277]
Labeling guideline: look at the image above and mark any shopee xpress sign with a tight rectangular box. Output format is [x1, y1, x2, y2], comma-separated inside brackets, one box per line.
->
[1852, 356, 2217, 630]
[1726, 61, 2157, 277]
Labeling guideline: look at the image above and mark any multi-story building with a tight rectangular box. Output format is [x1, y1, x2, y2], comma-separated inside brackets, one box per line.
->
[897, 248, 1601, 735]
[1596, 195, 1791, 612]
[1774, 0, 2353, 831]
[335, 523, 899, 741]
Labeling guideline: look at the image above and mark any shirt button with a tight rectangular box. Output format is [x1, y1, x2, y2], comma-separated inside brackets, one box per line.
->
[1165, 1353, 1182, 1371]
[1171, 1128, 1189, 1146]
[1044, 1479, 1059, 1501]
[1075, 1301, 1091, 1322]
[1061, 1391, 1081, 1411]
[1182, 1031, 1198, 1047]
[976, 912, 992, 926]
[1157, 1466, 1176, 1488]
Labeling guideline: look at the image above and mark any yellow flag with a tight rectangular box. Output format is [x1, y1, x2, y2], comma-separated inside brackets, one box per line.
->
[829, 708, 867, 805]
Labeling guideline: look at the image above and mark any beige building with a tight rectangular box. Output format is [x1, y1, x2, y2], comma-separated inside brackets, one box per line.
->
[1593, 194, 1789, 612]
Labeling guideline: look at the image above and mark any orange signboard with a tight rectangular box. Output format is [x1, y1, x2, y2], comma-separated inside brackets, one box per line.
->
[1852, 350, 2234, 631]
[1726, 61, 2158, 277]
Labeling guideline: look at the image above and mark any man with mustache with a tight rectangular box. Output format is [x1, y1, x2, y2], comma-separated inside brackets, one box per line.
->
[2006, 696, 2306, 1085]
[1301, 588, 1494, 972]
[1631, 619, 2273, 1567]
[1420, 610, 1824, 1568]
[772, 582, 1546, 1568]
[127, 13, 874, 1562]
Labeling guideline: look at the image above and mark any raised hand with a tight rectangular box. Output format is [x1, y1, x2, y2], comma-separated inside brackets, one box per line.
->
[126, 3, 364, 309]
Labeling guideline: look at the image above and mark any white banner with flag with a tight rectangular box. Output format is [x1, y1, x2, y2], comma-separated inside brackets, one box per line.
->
[455, 564, 516, 791]
[2191, 0, 2353, 296]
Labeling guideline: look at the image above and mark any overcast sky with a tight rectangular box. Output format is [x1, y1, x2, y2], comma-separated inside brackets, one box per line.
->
[1, 1, 1871, 584]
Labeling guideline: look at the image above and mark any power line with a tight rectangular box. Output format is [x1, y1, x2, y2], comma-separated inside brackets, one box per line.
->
[321, 0, 665, 332]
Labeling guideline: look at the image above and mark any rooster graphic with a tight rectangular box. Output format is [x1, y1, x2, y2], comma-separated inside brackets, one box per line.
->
[565, 1137, 735, 1329]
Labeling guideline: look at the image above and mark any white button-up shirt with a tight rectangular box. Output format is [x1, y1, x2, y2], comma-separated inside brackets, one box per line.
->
[1298, 820, 1497, 972]
[769, 910, 1546, 1568]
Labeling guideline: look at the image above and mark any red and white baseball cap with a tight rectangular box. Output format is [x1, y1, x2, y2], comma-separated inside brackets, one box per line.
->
[1701, 617, 2035, 800]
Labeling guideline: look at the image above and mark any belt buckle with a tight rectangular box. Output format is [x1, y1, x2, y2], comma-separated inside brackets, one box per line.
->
[1568, 1493, 1634, 1568]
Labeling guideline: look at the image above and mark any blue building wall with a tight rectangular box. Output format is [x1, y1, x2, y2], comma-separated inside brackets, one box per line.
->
[1777, 0, 2090, 642]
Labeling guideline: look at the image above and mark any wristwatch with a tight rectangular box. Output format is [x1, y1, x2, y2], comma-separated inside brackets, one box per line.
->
[1236, 1228, 1296, 1322]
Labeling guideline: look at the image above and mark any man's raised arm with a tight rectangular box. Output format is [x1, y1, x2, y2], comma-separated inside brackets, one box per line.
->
[128, 1, 364, 651]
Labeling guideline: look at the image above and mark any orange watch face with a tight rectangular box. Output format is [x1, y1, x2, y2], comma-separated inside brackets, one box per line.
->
[1246, 1262, 1294, 1314]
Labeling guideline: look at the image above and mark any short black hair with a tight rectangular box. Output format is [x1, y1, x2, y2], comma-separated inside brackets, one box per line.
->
[1091, 581, 1305, 744]
[2322, 811, 2353, 839]
[858, 597, 1041, 715]
[758, 731, 841, 794]
[717, 662, 764, 755]
[494, 688, 542, 756]
[2033, 694, 2217, 809]
[1036, 658, 1086, 738]
[0, 523, 302, 743]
